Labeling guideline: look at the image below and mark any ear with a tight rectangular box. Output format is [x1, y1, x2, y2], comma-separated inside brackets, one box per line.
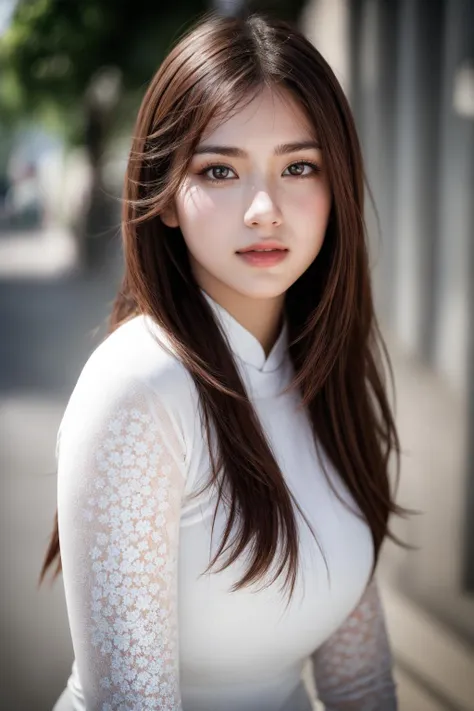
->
[160, 201, 180, 228]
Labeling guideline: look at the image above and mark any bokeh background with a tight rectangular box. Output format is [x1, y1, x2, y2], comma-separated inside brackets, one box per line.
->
[0, 0, 473, 709]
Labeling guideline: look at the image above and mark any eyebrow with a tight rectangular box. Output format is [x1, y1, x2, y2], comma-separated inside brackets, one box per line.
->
[193, 140, 321, 158]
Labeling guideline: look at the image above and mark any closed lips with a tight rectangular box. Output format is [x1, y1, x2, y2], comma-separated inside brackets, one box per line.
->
[237, 242, 288, 253]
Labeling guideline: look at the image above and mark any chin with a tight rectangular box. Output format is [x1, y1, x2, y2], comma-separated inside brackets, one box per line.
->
[234, 283, 289, 301]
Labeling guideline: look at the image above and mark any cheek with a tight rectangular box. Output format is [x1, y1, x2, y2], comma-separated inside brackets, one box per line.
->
[287, 183, 331, 225]
[177, 182, 237, 229]
[286, 186, 331, 263]
[177, 183, 216, 226]
[177, 185, 232, 263]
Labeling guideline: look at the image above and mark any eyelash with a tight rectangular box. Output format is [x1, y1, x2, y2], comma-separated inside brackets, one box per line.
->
[197, 160, 321, 184]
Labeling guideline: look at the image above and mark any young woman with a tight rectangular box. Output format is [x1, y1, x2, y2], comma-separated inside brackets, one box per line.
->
[41, 10, 408, 711]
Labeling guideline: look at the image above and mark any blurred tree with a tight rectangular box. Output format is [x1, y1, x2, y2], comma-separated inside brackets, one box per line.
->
[0, 0, 308, 264]
[240, 0, 308, 21]
[0, 0, 210, 264]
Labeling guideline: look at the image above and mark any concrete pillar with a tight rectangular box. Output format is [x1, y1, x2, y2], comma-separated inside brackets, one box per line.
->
[392, 0, 445, 358]
[434, 0, 473, 395]
[345, 0, 402, 329]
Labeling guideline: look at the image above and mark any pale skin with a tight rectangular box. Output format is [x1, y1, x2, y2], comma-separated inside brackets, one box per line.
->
[161, 86, 332, 357]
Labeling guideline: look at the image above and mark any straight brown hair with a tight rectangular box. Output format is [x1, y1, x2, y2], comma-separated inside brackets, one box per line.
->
[39, 11, 411, 604]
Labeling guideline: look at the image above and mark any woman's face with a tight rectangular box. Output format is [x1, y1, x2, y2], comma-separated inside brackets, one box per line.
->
[161, 86, 332, 304]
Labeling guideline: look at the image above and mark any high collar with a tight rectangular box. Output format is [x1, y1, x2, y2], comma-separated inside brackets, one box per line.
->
[201, 289, 288, 374]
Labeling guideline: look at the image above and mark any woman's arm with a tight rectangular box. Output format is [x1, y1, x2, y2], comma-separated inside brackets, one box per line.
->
[311, 577, 398, 710]
[57, 371, 186, 711]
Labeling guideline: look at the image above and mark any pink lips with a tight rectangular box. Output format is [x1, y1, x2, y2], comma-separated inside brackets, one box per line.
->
[236, 241, 288, 267]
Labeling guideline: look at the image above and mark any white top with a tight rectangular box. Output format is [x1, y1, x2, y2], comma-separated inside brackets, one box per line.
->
[56, 290, 398, 711]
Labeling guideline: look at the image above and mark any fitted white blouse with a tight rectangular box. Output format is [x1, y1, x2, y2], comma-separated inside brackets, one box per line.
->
[54, 290, 398, 711]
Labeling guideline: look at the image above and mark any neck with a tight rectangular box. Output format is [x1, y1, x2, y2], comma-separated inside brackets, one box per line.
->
[228, 294, 285, 357]
[199, 283, 285, 357]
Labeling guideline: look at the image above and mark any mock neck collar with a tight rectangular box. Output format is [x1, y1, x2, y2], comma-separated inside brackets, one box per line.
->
[200, 289, 288, 374]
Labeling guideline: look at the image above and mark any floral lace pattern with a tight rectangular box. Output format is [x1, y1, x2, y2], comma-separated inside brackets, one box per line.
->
[311, 577, 398, 710]
[58, 379, 185, 711]
[58, 367, 398, 711]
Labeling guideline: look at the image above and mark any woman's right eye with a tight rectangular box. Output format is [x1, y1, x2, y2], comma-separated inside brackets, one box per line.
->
[198, 164, 238, 182]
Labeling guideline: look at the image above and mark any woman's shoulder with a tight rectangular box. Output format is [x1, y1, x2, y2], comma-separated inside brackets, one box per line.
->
[57, 315, 200, 468]
[68, 314, 196, 413]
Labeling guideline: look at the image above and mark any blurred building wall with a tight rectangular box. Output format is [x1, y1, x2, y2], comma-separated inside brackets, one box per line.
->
[347, 0, 474, 595]
[303, 0, 474, 706]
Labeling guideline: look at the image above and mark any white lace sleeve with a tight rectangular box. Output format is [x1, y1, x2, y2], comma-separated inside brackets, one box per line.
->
[311, 577, 398, 710]
[57, 370, 186, 711]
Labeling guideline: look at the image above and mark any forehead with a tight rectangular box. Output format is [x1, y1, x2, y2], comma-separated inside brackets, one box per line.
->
[199, 85, 316, 146]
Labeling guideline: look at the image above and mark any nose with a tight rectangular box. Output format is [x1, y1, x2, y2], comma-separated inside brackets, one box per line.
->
[244, 190, 283, 228]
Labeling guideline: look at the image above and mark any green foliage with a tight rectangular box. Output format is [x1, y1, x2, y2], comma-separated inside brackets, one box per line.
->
[244, 0, 309, 23]
[0, 0, 208, 139]
[3, 0, 207, 100]
[0, 0, 308, 145]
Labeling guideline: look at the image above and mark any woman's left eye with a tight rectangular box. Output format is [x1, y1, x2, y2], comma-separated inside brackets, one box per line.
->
[282, 161, 320, 177]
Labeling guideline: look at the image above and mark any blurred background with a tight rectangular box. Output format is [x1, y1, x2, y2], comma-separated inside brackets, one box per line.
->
[0, 0, 472, 709]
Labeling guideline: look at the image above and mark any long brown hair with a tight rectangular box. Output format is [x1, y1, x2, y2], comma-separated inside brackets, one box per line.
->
[39, 11, 411, 603]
